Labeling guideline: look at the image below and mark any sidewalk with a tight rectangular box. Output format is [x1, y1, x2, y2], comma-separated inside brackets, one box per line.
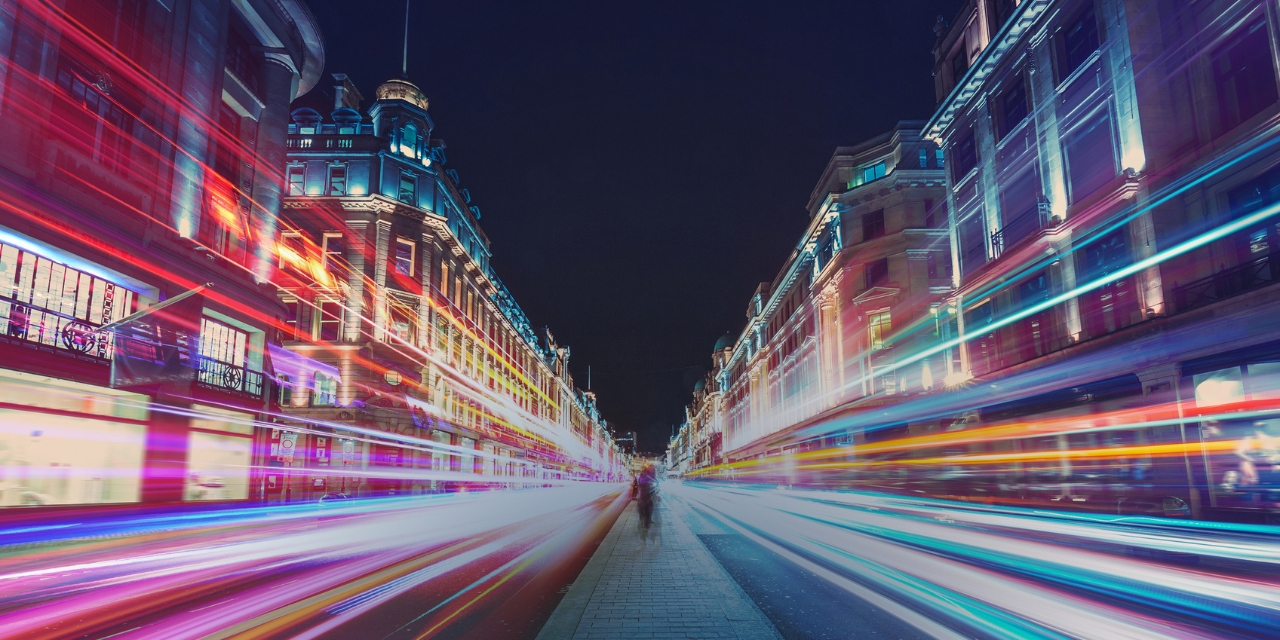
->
[537, 496, 780, 640]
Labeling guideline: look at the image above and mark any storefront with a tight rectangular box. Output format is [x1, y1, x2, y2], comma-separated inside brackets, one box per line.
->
[0, 368, 149, 506]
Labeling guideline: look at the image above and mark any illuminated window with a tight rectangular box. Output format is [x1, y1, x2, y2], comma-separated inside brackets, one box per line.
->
[0, 241, 137, 357]
[936, 148, 945, 168]
[286, 164, 305, 196]
[398, 172, 417, 204]
[313, 372, 338, 405]
[862, 161, 886, 184]
[327, 164, 347, 196]
[394, 238, 414, 276]
[198, 317, 248, 391]
[919, 147, 927, 168]
[868, 309, 891, 350]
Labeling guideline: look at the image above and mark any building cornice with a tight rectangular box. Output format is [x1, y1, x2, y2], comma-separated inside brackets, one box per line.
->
[923, 0, 1051, 142]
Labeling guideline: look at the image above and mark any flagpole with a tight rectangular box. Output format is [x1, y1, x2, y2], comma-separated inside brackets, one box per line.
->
[98, 283, 213, 332]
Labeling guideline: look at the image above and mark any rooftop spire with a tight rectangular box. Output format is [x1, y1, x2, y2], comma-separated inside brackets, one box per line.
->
[401, 0, 410, 78]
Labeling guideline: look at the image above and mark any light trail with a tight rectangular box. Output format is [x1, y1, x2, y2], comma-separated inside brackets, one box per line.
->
[668, 481, 1280, 638]
[0, 485, 628, 639]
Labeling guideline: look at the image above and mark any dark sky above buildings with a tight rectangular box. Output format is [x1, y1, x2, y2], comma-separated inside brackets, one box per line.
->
[305, 0, 960, 453]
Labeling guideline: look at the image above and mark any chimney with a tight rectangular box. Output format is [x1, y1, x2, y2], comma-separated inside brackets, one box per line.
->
[332, 73, 364, 111]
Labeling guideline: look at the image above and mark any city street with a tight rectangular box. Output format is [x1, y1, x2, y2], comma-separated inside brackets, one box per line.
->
[5, 0, 1280, 637]
[661, 482, 1280, 639]
[0, 486, 627, 639]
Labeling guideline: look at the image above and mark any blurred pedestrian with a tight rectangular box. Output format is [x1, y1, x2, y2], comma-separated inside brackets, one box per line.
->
[637, 464, 657, 532]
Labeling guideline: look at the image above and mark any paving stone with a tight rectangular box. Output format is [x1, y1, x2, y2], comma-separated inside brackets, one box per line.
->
[537, 495, 781, 640]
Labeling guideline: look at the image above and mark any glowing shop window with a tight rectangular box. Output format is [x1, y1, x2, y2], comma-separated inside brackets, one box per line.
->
[185, 431, 251, 501]
[189, 404, 254, 435]
[0, 369, 148, 507]
[1194, 368, 1245, 407]
[0, 242, 138, 357]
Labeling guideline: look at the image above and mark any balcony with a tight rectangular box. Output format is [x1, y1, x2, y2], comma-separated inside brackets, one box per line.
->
[991, 205, 1048, 258]
[0, 294, 113, 360]
[1173, 252, 1277, 313]
[195, 355, 266, 398]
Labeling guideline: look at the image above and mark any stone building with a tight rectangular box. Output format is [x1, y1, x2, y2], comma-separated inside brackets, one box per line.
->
[0, 0, 322, 507]
[271, 73, 624, 499]
[922, 0, 1280, 517]
[715, 123, 949, 460]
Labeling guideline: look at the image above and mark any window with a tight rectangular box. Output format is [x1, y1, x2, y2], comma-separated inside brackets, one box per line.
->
[55, 61, 133, 174]
[868, 309, 891, 350]
[1057, 3, 1099, 82]
[865, 258, 889, 288]
[998, 166, 1044, 249]
[965, 300, 999, 376]
[919, 147, 928, 168]
[1063, 110, 1117, 203]
[0, 241, 137, 356]
[278, 232, 305, 270]
[389, 298, 416, 344]
[936, 148, 945, 168]
[951, 132, 978, 181]
[862, 161, 887, 184]
[312, 372, 337, 405]
[282, 298, 299, 340]
[327, 164, 347, 196]
[394, 238, 415, 276]
[318, 300, 343, 341]
[862, 209, 885, 241]
[996, 77, 1029, 139]
[924, 199, 937, 228]
[958, 213, 987, 276]
[198, 317, 247, 390]
[287, 165, 305, 196]
[398, 172, 417, 204]
[1213, 17, 1279, 133]
[322, 234, 345, 274]
[440, 260, 450, 300]
[927, 252, 952, 280]
[951, 49, 969, 84]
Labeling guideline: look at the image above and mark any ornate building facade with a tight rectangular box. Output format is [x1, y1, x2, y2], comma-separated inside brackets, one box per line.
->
[270, 74, 625, 500]
[678, 123, 948, 470]
[0, 0, 322, 507]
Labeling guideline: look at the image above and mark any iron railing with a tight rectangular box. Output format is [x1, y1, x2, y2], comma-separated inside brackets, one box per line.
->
[1173, 252, 1276, 312]
[0, 294, 113, 359]
[992, 206, 1047, 257]
[196, 355, 265, 397]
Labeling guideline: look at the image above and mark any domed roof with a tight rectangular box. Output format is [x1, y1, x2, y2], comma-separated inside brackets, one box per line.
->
[375, 78, 428, 110]
[714, 333, 735, 351]
[693, 379, 706, 391]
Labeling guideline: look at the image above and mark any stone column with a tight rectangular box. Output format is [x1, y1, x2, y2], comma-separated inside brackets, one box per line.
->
[249, 56, 298, 283]
[344, 220, 369, 343]
[373, 219, 391, 342]
[168, 0, 231, 240]
[418, 231, 435, 350]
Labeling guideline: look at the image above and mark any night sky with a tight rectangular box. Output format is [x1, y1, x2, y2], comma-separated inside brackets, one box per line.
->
[304, 0, 960, 453]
